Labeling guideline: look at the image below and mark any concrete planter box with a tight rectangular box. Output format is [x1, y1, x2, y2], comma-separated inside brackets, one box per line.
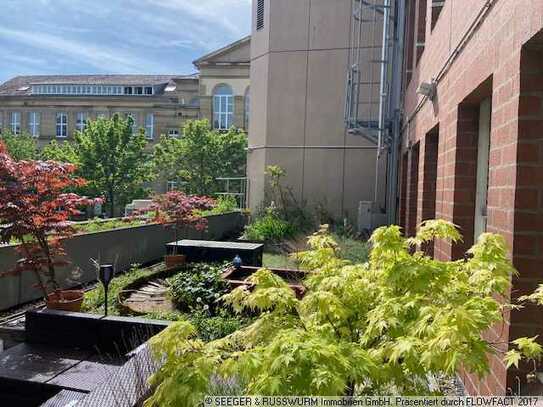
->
[0, 212, 245, 311]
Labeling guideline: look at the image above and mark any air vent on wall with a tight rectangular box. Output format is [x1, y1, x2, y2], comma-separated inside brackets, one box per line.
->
[256, 0, 264, 31]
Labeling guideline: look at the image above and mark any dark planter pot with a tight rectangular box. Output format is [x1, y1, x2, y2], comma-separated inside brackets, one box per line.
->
[165, 254, 186, 269]
[46, 289, 84, 312]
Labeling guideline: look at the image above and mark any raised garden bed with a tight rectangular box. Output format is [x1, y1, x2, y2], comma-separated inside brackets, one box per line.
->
[166, 239, 264, 266]
[116, 262, 309, 319]
[222, 265, 309, 298]
[0, 212, 246, 312]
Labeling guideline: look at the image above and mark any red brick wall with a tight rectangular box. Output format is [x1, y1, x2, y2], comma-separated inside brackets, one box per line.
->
[400, 152, 409, 232]
[507, 37, 543, 390]
[406, 143, 420, 236]
[399, 0, 543, 395]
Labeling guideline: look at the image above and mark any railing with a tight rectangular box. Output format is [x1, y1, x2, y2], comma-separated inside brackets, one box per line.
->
[215, 177, 249, 209]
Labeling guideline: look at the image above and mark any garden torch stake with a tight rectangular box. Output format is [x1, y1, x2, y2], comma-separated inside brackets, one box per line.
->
[99, 264, 114, 316]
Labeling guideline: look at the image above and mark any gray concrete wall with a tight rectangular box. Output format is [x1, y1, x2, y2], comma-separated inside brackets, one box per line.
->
[247, 0, 387, 221]
[0, 212, 245, 311]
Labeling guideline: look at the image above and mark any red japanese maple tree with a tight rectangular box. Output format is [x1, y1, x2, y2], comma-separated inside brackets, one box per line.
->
[148, 191, 215, 253]
[0, 142, 101, 298]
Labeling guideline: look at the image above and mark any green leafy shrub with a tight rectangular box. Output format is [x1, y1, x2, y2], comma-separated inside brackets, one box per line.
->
[199, 195, 239, 216]
[0, 131, 38, 161]
[167, 263, 229, 311]
[190, 308, 247, 341]
[145, 220, 537, 404]
[243, 207, 296, 242]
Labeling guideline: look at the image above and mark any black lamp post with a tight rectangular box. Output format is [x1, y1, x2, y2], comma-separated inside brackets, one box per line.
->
[99, 264, 114, 316]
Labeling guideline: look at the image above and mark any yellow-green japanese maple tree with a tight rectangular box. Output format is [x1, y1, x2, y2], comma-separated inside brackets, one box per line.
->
[145, 220, 541, 405]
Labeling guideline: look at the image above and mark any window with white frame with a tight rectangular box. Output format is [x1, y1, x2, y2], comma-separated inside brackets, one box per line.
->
[213, 84, 233, 130]
[56, 112, 67, 138]
[28, 112, 40, 137]
[145, 113, 154, 139]
[10, 112, 21, 135]
[76, 112, 88, 132]
[168, 129, 180, 138]
[167, 180, 177, 192]
[244, 86, 250, 131]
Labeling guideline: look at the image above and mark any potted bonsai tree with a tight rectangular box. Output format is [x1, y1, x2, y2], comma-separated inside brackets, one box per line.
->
[148, 191, 215, 268]
[0, 142, 101, 311]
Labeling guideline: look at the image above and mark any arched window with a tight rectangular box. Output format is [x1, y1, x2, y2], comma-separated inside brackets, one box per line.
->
[244, 86, 250, 131]
[213, 84, 233, 130]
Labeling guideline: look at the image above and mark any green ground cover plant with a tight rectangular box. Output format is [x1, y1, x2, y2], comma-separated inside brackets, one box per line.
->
[242, 206, 296, 243]
[167, 263, 229, 311]
[74, 217, 147, 234]
[144, 220, 541, 405]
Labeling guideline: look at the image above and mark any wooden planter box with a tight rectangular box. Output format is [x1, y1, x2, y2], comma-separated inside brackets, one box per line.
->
[222, 266, 310, 298]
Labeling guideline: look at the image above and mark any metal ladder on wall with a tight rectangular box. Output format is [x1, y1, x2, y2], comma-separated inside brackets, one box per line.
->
[344, 0, 405, 224]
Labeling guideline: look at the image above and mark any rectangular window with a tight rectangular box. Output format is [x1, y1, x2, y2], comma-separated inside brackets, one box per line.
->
[76, 112, 88, 132]
[167, 180, 177, 192]
[168, 129, 180, 138]
[10, 112, 21, 135]
[145, 86, 153, 95]
[56, 112, 67, 138]
[145, 113, 154, 139]
[124, 87, 133, 95]
[213, 95, 233, 130]
[135, 87, 143, 95]
[28, 112, 40, 137]
[256, 0, 265, 30]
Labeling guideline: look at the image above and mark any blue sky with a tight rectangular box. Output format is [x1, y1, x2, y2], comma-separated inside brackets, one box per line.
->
[0, 0, 252, 83]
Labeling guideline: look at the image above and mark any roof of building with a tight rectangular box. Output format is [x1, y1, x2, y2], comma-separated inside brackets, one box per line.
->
[193, 36, 251, 67]
[0, 74, 199, 96]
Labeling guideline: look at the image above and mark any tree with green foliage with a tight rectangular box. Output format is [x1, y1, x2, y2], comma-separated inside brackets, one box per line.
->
[0, 130, 38, 160]
[144, 220, 542, 405]
[74, 114, 154, 217]
[41, 139, 80, 164]
[153, 119, 247, 196]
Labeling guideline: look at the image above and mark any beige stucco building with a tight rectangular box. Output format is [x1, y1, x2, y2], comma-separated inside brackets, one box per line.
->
[0, 37, 250, 193]
[247, 0, 387, 222]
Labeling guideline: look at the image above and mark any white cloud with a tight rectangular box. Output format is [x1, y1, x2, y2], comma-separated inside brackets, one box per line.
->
[138, 0, 250, 38]
[0, 0, 251, 81]
[0, 27, 165, 73]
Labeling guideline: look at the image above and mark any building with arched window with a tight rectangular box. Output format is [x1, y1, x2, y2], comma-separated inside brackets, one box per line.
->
[193, 36, 251, 132]
[0, 36, 251, 195]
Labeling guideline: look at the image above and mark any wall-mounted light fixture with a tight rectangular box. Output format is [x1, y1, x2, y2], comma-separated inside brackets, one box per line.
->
[417, 80, 437, 101]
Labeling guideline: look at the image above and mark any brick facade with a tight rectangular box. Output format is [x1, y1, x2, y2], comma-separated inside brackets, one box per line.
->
[399, 0, 543, 395]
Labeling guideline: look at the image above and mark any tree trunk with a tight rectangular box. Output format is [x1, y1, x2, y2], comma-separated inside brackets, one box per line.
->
[108, 189, 115, 218]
